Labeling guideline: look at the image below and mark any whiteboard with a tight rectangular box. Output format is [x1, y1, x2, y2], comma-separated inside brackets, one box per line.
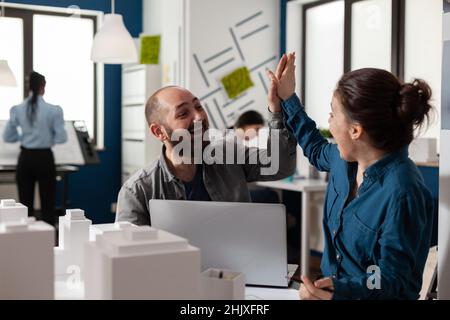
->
[186, 0, 280, 128]
[0, 121, 85, 166]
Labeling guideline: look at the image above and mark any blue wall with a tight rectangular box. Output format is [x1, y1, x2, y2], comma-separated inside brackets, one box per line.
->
[10, 0, 143, 223]
[280, 0, 287, 56]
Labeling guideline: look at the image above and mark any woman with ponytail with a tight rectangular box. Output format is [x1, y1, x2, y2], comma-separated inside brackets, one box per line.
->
[3, 71, 67, 226]
[266, 53, 434, 300]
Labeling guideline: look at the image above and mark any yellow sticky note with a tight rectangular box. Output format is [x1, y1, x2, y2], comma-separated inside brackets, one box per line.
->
[140, 35, 161, 65]
[221, 67, 254, 99]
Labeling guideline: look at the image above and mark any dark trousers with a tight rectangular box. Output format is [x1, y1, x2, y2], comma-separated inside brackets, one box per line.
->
[16, 147, 56, 226]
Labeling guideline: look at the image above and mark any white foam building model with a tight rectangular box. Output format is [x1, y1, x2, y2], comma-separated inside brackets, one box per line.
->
[89, 221, 136, 241]
[0, 199, 54, 299]
[54, 221, 139, 300]
[54, 209, 92, 280]
[0, 198, 27, 223]
[84, 223, 201, 299]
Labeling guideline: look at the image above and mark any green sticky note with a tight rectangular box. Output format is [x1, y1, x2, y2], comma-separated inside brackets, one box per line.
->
[140, 35, 161, 64]
[221, 67, 254, 99]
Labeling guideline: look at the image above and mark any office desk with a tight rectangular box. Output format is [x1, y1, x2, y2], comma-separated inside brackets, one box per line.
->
[54, 264, 300, 300]
[253, 179, 328, 278]
[54, 282, 299, 300]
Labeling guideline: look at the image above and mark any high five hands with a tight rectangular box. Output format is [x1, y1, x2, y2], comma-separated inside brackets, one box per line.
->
[266, 52, 297, 113]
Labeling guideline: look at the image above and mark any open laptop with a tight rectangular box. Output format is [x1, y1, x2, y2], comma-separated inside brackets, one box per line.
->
[149, 200, 289, 288]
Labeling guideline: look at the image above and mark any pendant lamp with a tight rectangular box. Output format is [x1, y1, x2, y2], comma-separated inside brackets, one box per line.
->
[90, 0, 138, 64]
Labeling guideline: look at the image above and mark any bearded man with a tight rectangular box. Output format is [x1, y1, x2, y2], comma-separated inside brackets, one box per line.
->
[116, 84, 296, 226]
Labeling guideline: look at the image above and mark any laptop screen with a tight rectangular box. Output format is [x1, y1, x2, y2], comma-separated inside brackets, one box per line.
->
[150, 200, 288, 287]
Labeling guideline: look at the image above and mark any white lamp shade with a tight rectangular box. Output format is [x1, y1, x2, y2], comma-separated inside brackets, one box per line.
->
[90, 14, 138, 64]
[0, 60, 17, 87]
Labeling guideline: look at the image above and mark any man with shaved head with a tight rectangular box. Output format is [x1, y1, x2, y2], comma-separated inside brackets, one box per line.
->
[116, 84, 296, 226]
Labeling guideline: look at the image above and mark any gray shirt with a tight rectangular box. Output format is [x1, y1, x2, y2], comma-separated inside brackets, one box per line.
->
[116, 111, 297, 226]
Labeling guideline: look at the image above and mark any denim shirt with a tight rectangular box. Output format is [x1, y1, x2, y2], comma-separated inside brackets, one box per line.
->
[3, 96, 67, 148]
[281, 94, 434, 300]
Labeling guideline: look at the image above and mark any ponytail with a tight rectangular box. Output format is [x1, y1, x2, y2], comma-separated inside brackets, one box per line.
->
[27, 71, 46, 125]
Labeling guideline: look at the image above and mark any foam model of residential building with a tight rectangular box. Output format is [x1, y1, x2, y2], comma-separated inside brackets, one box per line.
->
[0, 199, 208, 300]
[84, 223, 201, 299]
[54, 209, 92, 281]
[54, 219, 141, 299]
[0, 199, 54, 299]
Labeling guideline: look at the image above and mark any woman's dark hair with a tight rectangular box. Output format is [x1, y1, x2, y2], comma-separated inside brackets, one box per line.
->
[334, 68, 433, 153]
[234, 110, 265, 129]
[28, 71, 46, 125]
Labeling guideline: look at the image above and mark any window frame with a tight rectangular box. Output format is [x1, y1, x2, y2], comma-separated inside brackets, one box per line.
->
[300, 0, 405, 103]
[0, 2, 104, 148]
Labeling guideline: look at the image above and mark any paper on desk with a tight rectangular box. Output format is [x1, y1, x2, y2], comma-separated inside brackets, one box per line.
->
[245, 287, 299, 300]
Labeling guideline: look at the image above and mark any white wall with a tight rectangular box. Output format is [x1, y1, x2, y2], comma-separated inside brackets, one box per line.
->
[439, 131, 450, 300]
[438, 2, 450, 301]
[143, 0, 162, 34]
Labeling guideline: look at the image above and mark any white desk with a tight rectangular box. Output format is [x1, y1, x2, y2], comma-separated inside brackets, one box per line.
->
[254, 178, 328, 277]
[245, 287, 299, 300]
[54, 281, 299, 300]
[55, 264, 300, 300]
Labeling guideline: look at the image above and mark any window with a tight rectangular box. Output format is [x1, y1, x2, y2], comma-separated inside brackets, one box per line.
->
[0, 17, 24, 120]
[350, 0, 393, 71]
[404, 0, 442, 142]
[0, 3, 103, 146]
[300, 0, 405, 129]
[303, 0, 345, 130]
[33, 14, 95, 138]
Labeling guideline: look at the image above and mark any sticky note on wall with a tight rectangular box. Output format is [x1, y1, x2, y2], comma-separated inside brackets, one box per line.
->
[221, 67, 254, 99]
[140, 35, 161, 64]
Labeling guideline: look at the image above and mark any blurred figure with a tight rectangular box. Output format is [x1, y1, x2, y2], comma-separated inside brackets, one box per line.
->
[3, 71, 67, 226]
[234, 110, 265, 143]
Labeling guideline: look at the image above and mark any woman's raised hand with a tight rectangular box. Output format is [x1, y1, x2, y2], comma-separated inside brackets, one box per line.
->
[266, 52, 296, 103]
[278, 52, 296, 100]
[266, 54, 288, 113]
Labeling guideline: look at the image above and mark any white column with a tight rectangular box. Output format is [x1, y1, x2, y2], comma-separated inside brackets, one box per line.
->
[438, 0, 450, 300]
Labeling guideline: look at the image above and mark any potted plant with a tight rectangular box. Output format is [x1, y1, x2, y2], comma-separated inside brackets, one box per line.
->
[318, 128, 334, 181]
[319, 128, 334, 142]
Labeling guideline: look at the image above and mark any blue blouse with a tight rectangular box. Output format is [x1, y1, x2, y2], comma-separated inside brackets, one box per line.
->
[3, 96, 67, 149]
[281, 94, 434, 300]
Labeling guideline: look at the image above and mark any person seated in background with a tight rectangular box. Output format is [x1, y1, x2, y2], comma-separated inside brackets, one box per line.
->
[115, 84, 297, 226]
[267, 52, 434, 299]
[234, 110, 280, 204]
[234, 110, 266, 144]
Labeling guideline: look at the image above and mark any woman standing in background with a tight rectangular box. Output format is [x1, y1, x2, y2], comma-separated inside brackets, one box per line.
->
[2, 71, 67, 226]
